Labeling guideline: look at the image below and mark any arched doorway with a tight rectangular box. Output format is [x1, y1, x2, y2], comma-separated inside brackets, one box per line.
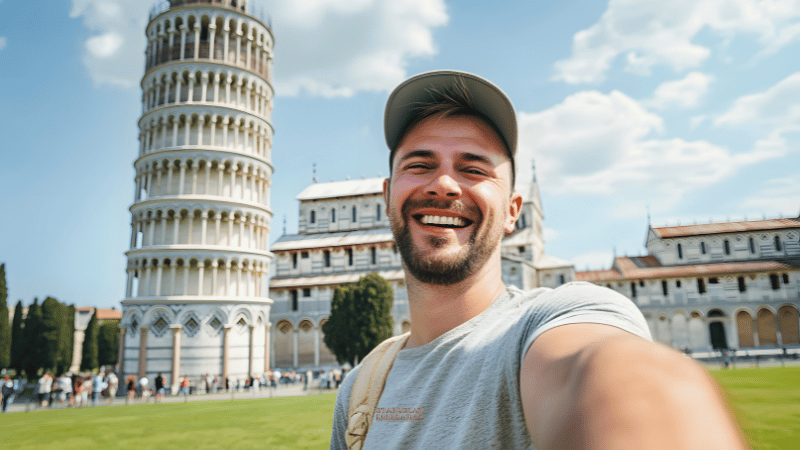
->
[708, 310, 728, 350]
[778, 305, 799, 345]
[736, 311, 755, 348]
[756, 308, 778, 346]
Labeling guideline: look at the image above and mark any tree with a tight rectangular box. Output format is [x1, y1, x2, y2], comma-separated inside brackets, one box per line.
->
[0, 264, 10, 369]
[81, 310, 99, 371]
[22, 298, 43, 378]
[97, 322, 120, 367]
[323, 273, 394, 366]
[59, 305, 76, 374]
[10, 300, 25, 374]
[40, 297, 65, 373]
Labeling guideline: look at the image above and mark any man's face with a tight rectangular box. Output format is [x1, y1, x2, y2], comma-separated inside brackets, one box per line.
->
[384, 114, 521, 285]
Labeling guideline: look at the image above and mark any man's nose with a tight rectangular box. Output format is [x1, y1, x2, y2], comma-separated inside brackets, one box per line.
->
[425, 174, 461, 198]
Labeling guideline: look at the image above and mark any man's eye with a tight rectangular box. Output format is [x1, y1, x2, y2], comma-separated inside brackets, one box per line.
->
[463, 168, 486, 175]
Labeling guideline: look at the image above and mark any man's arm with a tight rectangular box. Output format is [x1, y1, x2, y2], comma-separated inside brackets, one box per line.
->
[520, 323, 748, 450]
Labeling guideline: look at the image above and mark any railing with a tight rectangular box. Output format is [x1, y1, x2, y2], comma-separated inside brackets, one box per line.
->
[149, 0, 272, 27]
[145, 42, 270, 78]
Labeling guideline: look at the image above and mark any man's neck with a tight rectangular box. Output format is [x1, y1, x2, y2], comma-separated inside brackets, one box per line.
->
[404, 255, 507, 348]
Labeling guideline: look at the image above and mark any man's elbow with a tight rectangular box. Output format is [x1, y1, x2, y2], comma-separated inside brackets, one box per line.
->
[572, 338, 748, 449]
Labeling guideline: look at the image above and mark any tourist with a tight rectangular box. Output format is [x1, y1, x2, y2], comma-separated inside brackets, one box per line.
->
[329, 70, 748, 449]
[125, 374, 136, 404]
[1, 374, 14, 413]
[155, 373, 165, 402]
[105, 370, 118, 405]
[37, 373, 53, 407]
[139, 375, 150, 403]
[91, 372, 106, 407]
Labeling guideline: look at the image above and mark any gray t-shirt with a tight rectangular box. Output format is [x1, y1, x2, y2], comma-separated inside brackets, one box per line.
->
[329, 282, 652, 449]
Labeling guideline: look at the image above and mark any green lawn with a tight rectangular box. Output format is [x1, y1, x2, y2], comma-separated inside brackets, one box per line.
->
[0, 394, 337, 450]
[710, 365, 800, 450]
[1, 366, 798, 449]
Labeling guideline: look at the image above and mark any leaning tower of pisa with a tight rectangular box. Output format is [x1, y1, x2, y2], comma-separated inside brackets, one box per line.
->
[119, 0, 274, 393]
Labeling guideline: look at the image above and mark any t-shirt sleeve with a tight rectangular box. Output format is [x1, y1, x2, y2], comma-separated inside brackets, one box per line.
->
[329, 366, 359, 450]
[519, 281, 652, 366]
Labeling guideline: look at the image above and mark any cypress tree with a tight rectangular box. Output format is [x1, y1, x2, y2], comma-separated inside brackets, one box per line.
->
[59, 304, 76, 374]
[97, 322, 120, 367]
[40, 297, 65, 373]
[0, 264, 10, 369]
[10, 300, 25, 374]
[23, 298, 43, 379]
[81, 310, 99, 371]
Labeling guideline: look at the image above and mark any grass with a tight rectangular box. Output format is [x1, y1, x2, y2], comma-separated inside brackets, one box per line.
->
[710, 365, 800, 450]
[0, 393, 337, 450]
[1, 366, 798, 449]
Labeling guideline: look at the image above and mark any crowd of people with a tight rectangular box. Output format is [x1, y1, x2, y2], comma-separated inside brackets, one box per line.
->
[1, 367, 347, 412]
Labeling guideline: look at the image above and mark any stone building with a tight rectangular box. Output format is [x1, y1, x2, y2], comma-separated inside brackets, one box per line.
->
[268, 169, 571, 370]
[71, 307, 122, 372]
[577, 214, 800, 354]
[119, 0, 275, 393]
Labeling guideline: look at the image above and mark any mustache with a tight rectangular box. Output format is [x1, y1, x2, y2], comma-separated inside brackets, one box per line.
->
[400, 198, 480, 220]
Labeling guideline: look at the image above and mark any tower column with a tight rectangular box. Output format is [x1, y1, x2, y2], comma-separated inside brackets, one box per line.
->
[248, 324, 255, 376]
[117, 327, 126, 382]
[138, 327, 149, 379]
[170, 325, 182, 395]
[222, 324, 232, 386]
[264, 322, 271, 372]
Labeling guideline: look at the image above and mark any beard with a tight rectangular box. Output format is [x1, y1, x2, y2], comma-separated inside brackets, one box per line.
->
[390, 197, 504, 285]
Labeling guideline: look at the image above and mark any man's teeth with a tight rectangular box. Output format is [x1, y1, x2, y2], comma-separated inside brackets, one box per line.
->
[421, 215, 465, 227]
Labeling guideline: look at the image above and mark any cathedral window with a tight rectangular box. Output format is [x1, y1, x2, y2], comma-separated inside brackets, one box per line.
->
[677, 243, 683, 259]
[376, 204, 381, 222]
[291, 290, 298, 311]
[662, 280, 668, 296]
[770, 274, 780, 290]
[697, 278, 706, 294]
[774, 236, 782, 251]
[303, 288, 311, 297]
[749, 237, 756, 254]
[783, 273, 790, 284]
[737, 277, 746, 292]
[347, 248, 353, 266]
[724, 240, 730, 255]
[371, 247, 377, 265]
[352, 206, 357, 223]
[310, 210, 316, 224]
[292, 253, 297, 269]
[700, 242, 706, 254]
[630, 282, 637, 298]
[331, 208, 336, 223]
[324, 250, 330, 267]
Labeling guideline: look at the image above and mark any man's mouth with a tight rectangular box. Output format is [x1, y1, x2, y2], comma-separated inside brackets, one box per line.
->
[413, 214, 473, 229]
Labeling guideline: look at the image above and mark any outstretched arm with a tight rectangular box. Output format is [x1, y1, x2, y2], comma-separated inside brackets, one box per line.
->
[521, 323, 748, 450]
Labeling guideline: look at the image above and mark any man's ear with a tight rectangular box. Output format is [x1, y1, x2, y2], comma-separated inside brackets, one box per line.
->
[504, 192, 523, 234]
[383, 178, 391, 215]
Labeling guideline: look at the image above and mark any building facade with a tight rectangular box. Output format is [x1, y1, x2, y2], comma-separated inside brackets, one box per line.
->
[268, 170, 570, 370]
[119, 0, 275, 392]
[577, 215, 800, 354]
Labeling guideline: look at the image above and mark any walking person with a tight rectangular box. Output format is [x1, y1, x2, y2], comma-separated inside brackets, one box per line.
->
[37, 373, 53, 407]
[1, 374, 14, 413]
[126, 374, 136, 404]
[155, 373, 165, 403]
[92, 372, 106, 407]
[105, 370, 118, 405]
[138, 375, 150, 403]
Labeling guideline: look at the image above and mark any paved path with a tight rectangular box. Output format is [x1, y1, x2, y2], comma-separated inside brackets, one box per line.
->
[3, 384, 338, 414]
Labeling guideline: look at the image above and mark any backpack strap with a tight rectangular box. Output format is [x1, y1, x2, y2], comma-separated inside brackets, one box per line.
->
[345, 332, 411, 450]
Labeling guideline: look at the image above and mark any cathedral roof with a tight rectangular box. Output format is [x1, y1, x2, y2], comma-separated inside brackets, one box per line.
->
[270, 269, 405, 288]
[297, 178, 384, 201]
[576, 256, 798, 282]
[651, 216, 800, 238]
[271, 227, 394, 251]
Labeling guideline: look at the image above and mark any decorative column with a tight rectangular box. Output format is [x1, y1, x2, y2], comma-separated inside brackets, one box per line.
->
[138, 327, 149, 379]
[293, 329, 299, 368]
[170, 324, 182, 395]
[222, 324, 232, 386]
[248, 325, 255, 377]
[264, 322, 271, 373]
[117, 327, 127, 381]
[314, 327, 320, 367]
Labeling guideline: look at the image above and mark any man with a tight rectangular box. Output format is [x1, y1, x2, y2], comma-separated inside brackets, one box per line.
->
[92, 371, 106, 407]
[139, 374, 149, 403]
[155, 372, 165, 402]
[105, 370, 118, 405]
[329, 71, 746, 449]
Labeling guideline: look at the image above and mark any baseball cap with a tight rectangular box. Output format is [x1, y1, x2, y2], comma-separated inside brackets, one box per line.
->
[384, 70, 517, 157]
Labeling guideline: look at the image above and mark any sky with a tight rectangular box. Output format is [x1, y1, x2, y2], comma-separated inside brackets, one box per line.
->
[1, 0, 799, 309]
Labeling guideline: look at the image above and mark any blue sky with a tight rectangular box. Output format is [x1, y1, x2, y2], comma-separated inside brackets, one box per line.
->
[1, 0, 799, 309]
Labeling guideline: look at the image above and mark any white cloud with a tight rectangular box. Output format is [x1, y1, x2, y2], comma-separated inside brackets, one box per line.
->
[86, 32, 122, 59]
[553, 0, 800, 84]
[716, 71, 800, 130]
[515, 90, 780, 205]
[644, 72, 715, 110]
[543, 227, 560, 243]
[0, 37, 6, 51]
[69, 0, 448, 95]
[739, 175, 800, 215]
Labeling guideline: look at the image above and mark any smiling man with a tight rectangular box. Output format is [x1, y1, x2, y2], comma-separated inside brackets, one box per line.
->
[329, 71, 747, 450]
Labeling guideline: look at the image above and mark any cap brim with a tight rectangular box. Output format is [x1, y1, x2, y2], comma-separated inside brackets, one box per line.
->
[384, 70, 517, 155]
